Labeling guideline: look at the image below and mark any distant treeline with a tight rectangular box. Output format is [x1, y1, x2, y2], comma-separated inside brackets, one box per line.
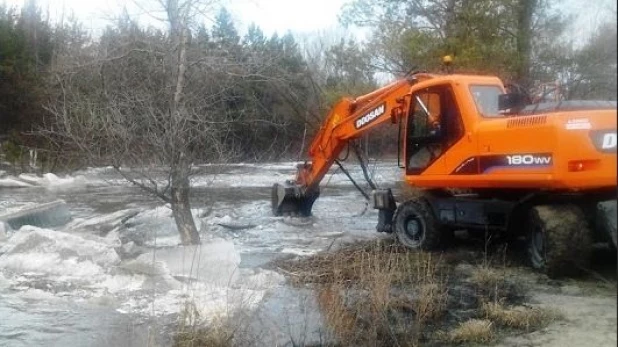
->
[0, 0, 615, 167]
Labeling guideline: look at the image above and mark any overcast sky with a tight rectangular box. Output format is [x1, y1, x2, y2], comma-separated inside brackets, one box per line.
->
[3, 0, 350, 36]
[2, 0, 616, 41]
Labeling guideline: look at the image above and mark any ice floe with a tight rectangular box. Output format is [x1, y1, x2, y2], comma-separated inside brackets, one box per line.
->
[0, 226, 120, 281]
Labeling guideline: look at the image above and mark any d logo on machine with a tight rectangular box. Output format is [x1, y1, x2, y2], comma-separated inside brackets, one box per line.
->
[590, 130, 617, 153]
[602, 133, 617, 150]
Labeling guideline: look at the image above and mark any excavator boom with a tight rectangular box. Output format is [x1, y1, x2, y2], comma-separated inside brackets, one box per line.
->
[272, 73, 434, 216]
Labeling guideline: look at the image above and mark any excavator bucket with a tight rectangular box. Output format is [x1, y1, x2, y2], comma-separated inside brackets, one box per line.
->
[271, 182, 319, 217]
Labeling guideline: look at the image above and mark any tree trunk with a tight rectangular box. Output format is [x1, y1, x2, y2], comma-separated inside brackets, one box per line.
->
[171, 161, 200, 245]
[166, 0, 197, 245]
[444, 0, 457, 39]
[516, 0, 537, 87]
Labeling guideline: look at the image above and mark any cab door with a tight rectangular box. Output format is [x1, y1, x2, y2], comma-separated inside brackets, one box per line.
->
[405, 84, 464, 176]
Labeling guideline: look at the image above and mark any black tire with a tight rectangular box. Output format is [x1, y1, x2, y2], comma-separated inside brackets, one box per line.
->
[394, 198, 443, 250]
[527, 204, 592, 277]
[597, 200, 617, 249]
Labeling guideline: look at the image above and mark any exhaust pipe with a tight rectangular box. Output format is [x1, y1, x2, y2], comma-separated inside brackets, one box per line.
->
[271, 181, 319, 217]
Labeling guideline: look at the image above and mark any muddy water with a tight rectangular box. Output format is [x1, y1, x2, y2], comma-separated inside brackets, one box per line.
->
[0, 162, 402, 346]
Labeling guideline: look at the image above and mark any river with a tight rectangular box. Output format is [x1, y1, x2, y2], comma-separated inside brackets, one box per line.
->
[0, 161, 401, 346]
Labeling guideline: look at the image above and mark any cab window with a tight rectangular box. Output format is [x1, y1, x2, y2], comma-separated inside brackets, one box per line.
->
[470, 85, 503, 117]
[410, 92, 441, 137]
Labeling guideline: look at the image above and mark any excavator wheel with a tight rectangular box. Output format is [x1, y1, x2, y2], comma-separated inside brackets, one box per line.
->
[393, 198, 443, 250]
[526, 204, 592, 278]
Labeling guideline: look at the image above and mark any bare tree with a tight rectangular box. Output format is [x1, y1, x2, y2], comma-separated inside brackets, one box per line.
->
[45, 0, 315, 245]
[46, 0, 238, 245]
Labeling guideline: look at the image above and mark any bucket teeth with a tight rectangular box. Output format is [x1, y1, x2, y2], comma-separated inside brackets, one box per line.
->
[271, 183, 319, 217]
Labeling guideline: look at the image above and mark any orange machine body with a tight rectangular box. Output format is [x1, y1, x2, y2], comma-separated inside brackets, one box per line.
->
[297, 73, 616, 195]
[405, 76, 617, 191]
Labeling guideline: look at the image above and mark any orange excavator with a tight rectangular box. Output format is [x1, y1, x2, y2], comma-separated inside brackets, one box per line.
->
[271, 62, 617, 276]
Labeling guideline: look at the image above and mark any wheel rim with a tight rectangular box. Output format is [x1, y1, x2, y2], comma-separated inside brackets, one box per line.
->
[404, 216, 424, 247]
[529, 222, 546, 266]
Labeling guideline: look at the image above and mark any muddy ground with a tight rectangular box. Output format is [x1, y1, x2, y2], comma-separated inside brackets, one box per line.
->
[495, 250, 616, 347]
[274, 235, 617, 347]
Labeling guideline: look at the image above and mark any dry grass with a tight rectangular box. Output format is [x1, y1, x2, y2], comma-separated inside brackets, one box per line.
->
[172, 298, 262, 347]
[174, 323, 234, 347]
[316, 284, 357, 342]
[467, 263, 526, 307]
[446, 319, 494, 344]
[173, 302, 235, 347]
[470, 265, 503, 288]
[274, 240, 560, 346]
[279, 240, 449, 346]
[276, 239, 446, 286]
[482, 301, 560, 331]
[415, 282, 448, 322]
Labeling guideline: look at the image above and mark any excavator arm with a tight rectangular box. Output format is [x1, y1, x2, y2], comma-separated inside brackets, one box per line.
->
[272, 73, 435, 216]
